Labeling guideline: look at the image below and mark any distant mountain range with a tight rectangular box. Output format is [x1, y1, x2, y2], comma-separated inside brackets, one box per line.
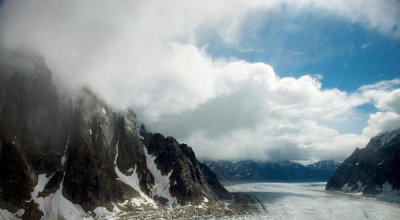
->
[326, 129, 400, 199]
[203, 159, 341, 183]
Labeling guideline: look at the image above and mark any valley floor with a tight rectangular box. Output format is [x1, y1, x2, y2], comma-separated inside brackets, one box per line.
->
[225, 182, 400, 220]
[3, 182, 399, 219]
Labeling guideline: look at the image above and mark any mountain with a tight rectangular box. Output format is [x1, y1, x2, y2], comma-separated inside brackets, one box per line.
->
[204, 159, 341, 183]
[326, 129, 400, 198]
[0, 51, 239, 219]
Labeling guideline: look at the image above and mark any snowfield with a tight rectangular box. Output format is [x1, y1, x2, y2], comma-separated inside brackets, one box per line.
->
[225, 182, 400, 220]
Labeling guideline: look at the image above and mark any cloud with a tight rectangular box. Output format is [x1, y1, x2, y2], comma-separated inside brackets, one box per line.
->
[184, 119, 368, 161]
[359, 79, 400, 91]
[147, 62, 371, 160]
[361, 43, 370, 49]
[292, 51, 304, 55]
[372, 89, 400, 114]
[381, 89, 400, 114]
[303, 0, 400, 38]
[0, 0, 399, 161]
[359, 80, 400, 137]
[363, 112, 400, 137]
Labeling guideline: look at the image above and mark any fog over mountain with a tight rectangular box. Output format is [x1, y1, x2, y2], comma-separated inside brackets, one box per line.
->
[1, 0, 400, 161]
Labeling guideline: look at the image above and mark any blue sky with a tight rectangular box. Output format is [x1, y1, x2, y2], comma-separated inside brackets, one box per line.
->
[199, 9, 400, 92]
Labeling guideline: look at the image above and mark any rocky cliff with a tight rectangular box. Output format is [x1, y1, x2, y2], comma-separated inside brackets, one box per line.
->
[0, 51, 228, 219]
[326, 129, 400, 197]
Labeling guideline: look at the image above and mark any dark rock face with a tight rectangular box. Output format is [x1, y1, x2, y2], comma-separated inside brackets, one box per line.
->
[326, 129, 400, 194]
[199, 162, 232, 200]
[39, 170, 64, 197]
[0, 140, 34, 212]
[0, 52, 70, 215]
[0, 51, 228, 218]
[142, 133, 219, 204]
[205, 159, 341, 183]
[62, 91, 156, 210]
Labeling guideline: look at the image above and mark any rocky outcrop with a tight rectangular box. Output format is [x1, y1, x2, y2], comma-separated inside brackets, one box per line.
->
[199, 162, 232, 200]
[0, 51, 229, 219]
[326, 129, 400, 195]
[142, 133, 219, 205]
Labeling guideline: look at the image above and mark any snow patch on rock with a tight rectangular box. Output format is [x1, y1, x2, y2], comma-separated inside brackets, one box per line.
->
[365, 182, 400, 203]
[30, 173, 91, 220]
[130, 197, 150, 207]
[341, 183, 352, 193]
[28, 145, 92, 220]
[144, 146, 178, 207]
[350, 181, 365, 195]
[114, 141, 157, 208]
[92, 207, 117, 220]
[0, 208, 19, 220]
[61, 138, 69, 166]
[124, 117, 136, 133]
[377, 182, 400, 200]
[15, 209, 24, 218]
[340, 182, 365, 195]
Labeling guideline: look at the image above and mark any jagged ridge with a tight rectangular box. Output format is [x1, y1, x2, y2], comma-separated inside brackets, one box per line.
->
[326, 129, 400, 196]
